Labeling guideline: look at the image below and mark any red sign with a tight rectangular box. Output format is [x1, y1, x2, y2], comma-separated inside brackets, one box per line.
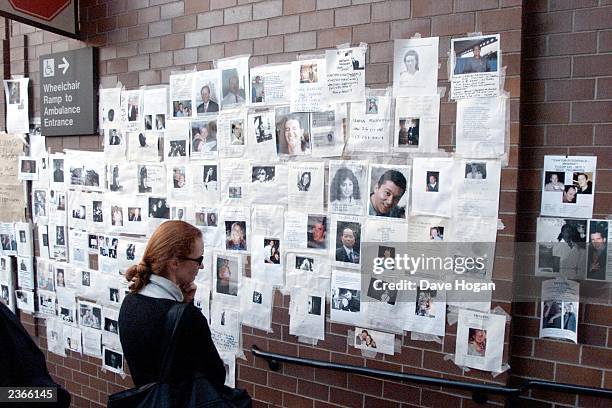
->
[8, 0, 71, 22]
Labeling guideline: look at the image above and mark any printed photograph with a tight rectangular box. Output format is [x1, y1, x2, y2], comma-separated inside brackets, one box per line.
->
[335, 221, 361, 265]
[225, 221, 247, 251]
[467, 328, 487, 357]
[216, 256, 238, 296]
[452, 36, 499, 75]
[307, 215, 327, 249]
[465, 162, 487, 180]
[397, 118, 419, 146]
[331, 288, 360, 312]
[426, 171, 439, 192]
[308, 296, 322, 315]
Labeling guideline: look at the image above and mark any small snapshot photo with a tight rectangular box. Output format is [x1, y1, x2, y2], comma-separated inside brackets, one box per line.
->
[543, 171, 565, 192]
[155, 114, 166, 130]
[252, 291, 262, 304]
[172, 167, 186, 189]
[109, 288, 120, 303]
[104, 317, 119, 334]
[168, 140, 186, 157]
[56, 226, 66, 246]
[202, 165, 218, 191]
[191, 120, 218, 153]
[296, 256, 314, 271]
[366, 97, 379, 114]
[587, 220, 608, 280]
[104, 348, 124, 373]
[452, 35, 499, 75]
[148, 197, 169, 219]
[572, 172, 593, 195]
[56, 268, 66, 288]
[276, 109, 311, 155]
[308, 296, 322, 315]
[537, 218, 587, 275]
[111, 206, 123, 227]
[92, 201, 103, 222]
[231, 119, 245, 145]
[216, 255, 238, 296]
[138, 165, 153, 193]
[81, 270, 91, 287]
[426, 171, 439, 192]
[172, 99, 192, 118]
[331, 288, 360, 312]
[60, 307, 73, 323]
[225, 221, 247, 251]
[415, 288, 436, 318]
[467, 328, 487, 357]
[562, 184, 577, 204]
[251, 75, 264, 103]
[7, 80, 20, 104]
[252, 166, 275, 183]
[107, 129, 121, 145]
[355, 329, 377, 349]
[465, 162, 487, 180]
[228, 186, 242, 199]
[307, 215, 327, 250]
[263, 238, 280, 264]
[20, 159, 37, 174]
[195, 81, 220, 113]
[378, 246, 396, 261]
[542, 300, 562, 329]
[429, 226, 444, 241]
[79, 303, 102, 330]
[128, 207, 142, 222]
[299, 63, 318, 83]
[53, 158, 64, 183]
[562, 302, 577, 332]
[366, 277, 397, 305]
[144, 114, 153, 130]
[221, 68, 246, 107]
[126, 244, 136, 261]
[335, 221, 361, 265]
[348, 49, 365, 70]
[253, 115, 274, 143]
[170, 207, 187, 223]
[297, 171, 312, 192]
[397, 118, 420, 146]
[127, 95, 139, 121]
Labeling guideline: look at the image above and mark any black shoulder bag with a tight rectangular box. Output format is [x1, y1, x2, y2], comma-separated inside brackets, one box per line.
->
[108, 303, 252, 408]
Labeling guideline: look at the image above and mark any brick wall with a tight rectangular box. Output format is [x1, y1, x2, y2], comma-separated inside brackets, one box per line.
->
[2, 0, 606, 407]
[512, 1, 612, 407]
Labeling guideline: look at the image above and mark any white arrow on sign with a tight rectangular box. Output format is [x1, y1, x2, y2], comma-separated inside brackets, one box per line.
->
[58, 57, 69, 75]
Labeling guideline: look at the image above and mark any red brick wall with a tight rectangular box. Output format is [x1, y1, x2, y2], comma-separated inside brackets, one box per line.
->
[4, 0, 606, 407]
[512, 1, 612, 407]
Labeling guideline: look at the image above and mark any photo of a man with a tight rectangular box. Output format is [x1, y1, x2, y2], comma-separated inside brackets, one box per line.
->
[335, 222, 360, 264]
[587, 221, 608, 280]
[368, 169, 407, 218]
[197, 85, 219, 113]
[221, 69, 245, 108]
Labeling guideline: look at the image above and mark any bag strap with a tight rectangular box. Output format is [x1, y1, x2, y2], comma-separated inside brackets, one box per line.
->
[158, 302, 188, 383]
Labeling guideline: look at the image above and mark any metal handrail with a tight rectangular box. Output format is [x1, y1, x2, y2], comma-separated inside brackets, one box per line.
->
[251, 345, 612, 404]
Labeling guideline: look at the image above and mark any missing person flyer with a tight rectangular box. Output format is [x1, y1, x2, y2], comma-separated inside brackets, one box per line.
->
[541, 155, 596, 219]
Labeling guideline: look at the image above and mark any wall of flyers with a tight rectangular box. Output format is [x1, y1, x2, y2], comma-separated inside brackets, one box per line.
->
[5, 33, 582, 380]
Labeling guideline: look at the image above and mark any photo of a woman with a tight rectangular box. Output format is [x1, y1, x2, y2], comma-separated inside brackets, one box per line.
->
[225, 221, 247, 251]
[297, 172, 311, 191]
[329, 166, 362, 214]
[467, 328, 487, 357]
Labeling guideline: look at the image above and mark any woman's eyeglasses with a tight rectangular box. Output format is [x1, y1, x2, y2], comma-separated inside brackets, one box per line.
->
[181, 256, 204, 267]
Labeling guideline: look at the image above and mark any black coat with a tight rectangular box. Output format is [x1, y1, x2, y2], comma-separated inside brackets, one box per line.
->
[0, 303, 70, 407]
[118, 293, 226, 387]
